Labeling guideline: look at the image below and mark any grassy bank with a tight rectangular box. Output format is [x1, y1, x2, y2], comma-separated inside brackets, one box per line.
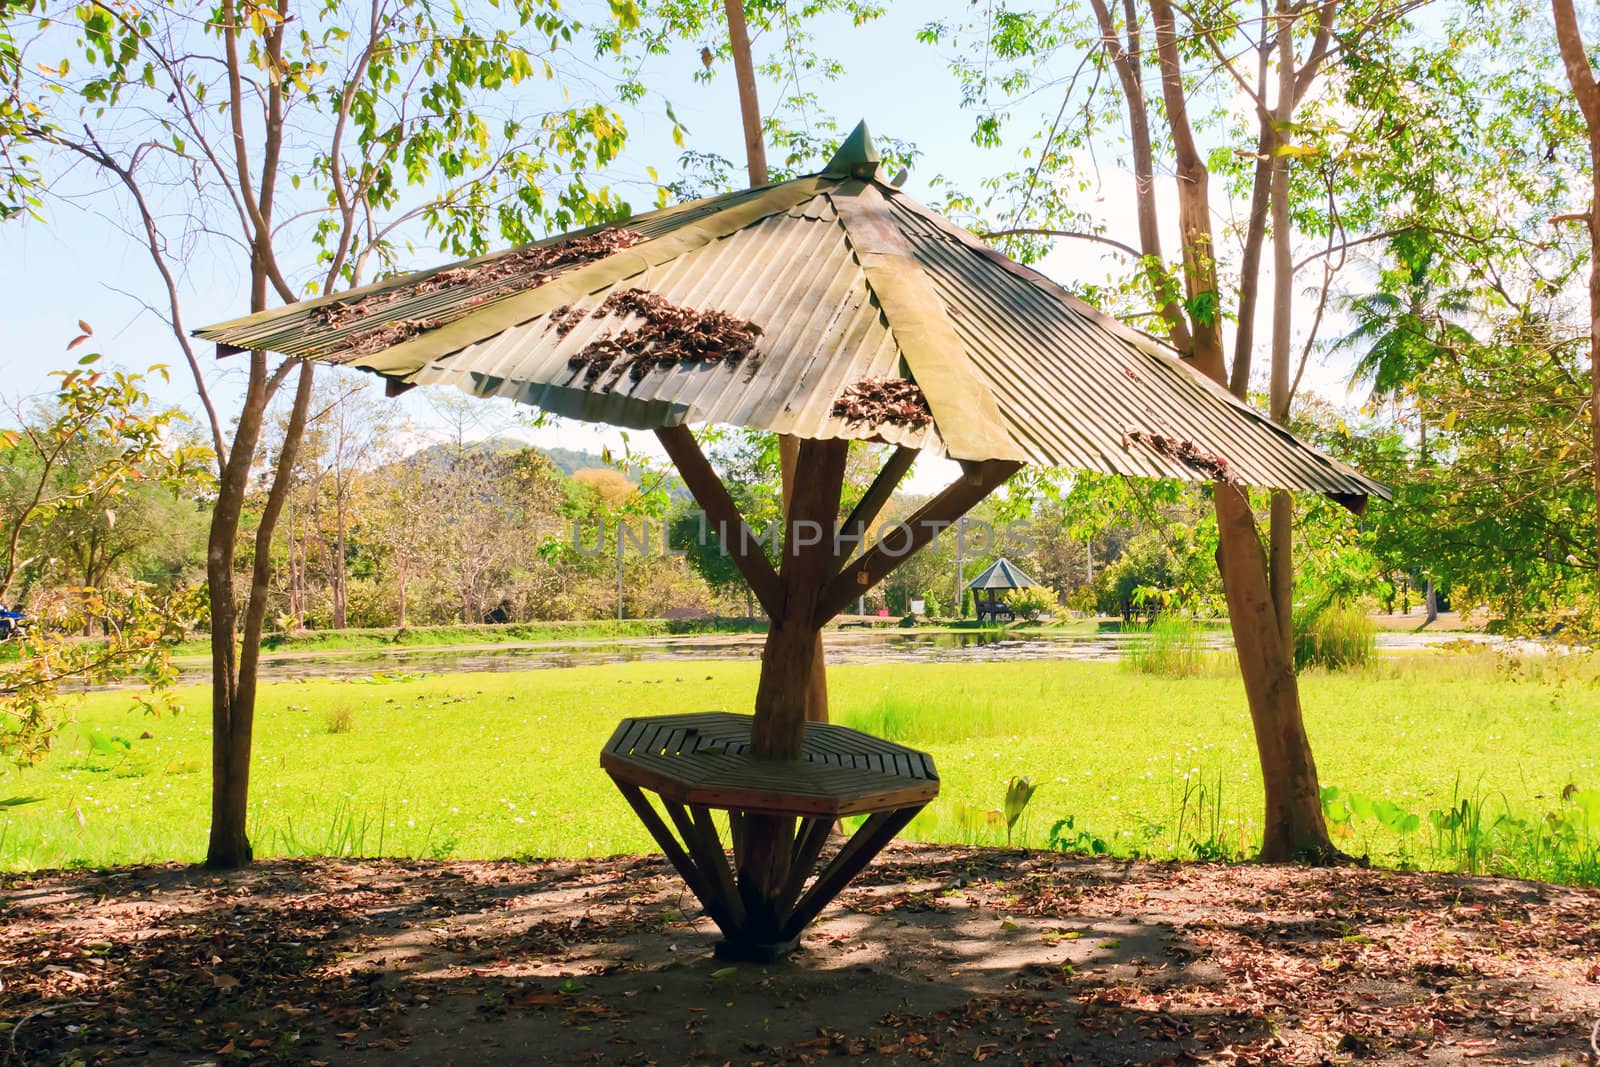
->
[0, 618, 775, 666]
[1, 653, 1595, 882]
[176, 618, 771, 658]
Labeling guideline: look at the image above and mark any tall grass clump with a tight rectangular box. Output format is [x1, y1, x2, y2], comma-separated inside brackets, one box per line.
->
[1294, 603, 1376, 671]
[1124, 614, 1206, 677]
[840, 687, 1004, 743]
[324, 703, 356, 734]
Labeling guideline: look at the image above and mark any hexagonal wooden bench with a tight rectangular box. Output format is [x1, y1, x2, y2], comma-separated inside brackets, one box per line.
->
[601, 712, 938, 961]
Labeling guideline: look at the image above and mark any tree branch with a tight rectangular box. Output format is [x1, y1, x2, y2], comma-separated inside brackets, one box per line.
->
[976, 227, 1144, 260]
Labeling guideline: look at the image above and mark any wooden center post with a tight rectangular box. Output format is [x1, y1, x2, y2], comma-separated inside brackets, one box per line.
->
[637, 425, 1019, 959]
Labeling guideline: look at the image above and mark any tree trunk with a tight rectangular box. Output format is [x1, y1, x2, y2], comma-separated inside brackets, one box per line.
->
[1552, 0, 1600, 593]
[286, 500, 302, 627]
[206, 355, 315, 870]
[721, 0, 828, 724]
[1267, 0, 1297, 661]
[1424, 579, 1438, 624]
[396, 560, 408, 628]
[1215, 485, 1337, 861]
[1142, 0, 1336, 861]
[332, 498, 348, 629]
[739, 439, 847, 937]
[205, 367, 266, 869]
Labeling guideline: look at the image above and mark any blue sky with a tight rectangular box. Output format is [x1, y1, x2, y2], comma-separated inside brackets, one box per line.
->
[0, 0, 1360, 481]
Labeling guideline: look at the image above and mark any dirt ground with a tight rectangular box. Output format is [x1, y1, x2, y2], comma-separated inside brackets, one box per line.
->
[2, 845, 1596, 1066]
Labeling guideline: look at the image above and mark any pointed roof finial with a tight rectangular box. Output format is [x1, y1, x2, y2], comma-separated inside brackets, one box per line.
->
[825, 120, 881, 179]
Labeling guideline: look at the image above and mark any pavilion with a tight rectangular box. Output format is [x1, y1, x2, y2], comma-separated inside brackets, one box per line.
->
[198, 122, 1385, 961]
[966, 557, 1040, 623]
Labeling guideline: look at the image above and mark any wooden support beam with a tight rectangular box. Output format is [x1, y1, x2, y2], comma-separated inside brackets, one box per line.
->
[612, 780, 732, 935]
[655, 425, 783, 618]
[665, 798, 746, 930]
[774, 816, 835, 921]
[815, 459, 1021, 625]
[834, 445, 918, 573]
[781, 805, 921, 939]
[689, 805, 746, 929]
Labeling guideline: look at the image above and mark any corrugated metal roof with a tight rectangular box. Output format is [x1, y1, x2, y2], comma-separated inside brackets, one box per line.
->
[195, 132, 1388, 507]
[422, 195, 941, 455]
[967, 558, 1038, 590]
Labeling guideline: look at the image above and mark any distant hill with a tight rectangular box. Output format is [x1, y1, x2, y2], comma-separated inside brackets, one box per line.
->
[540, 446, 609, 477]
[397, 437, 606, 475]
[391, 436, 691, 500]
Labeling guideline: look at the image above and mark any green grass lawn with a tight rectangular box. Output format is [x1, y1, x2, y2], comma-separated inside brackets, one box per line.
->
[2, 653, 1596, 881]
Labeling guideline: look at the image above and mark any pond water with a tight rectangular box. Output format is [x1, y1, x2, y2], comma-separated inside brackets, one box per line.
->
[168, 626, 1501, 685]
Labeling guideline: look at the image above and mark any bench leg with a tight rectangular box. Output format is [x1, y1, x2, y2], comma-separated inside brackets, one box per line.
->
[607, 781, 926, 959]
[780, 805, 922, 940]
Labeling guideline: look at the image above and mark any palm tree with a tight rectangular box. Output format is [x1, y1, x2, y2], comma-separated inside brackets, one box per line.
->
[1336, 236, 1476, 460]
[1335, 235, 1476, 622]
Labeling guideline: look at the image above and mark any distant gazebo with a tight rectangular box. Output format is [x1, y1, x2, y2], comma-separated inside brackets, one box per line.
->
[966, 557, 1038, 623]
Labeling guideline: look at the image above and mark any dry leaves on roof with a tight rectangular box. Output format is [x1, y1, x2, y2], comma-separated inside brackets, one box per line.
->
[313, 228, 646, 354]
[831, 377, 933, 430]
[567, 289, 764, 390]
[336, 319, 446, 356]
[1124, 429, 1235, 483]
[547, 305, 588, 338]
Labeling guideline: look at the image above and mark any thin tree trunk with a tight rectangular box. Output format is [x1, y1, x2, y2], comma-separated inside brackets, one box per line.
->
[212, 361, 314, 868]
[1268, 0, 1296, 660]
[724, 0, 767, 190]
[205, 356, 271, 868]
[332, 494, 348, 629]
[1552, 0, 1600, 592]
[721, 0, 827, 723]
[1130, 0, 1337, 861]
[286, 498, 301, 626]
[396, 559, 408, 628]
[1230, 127, 1275, 398]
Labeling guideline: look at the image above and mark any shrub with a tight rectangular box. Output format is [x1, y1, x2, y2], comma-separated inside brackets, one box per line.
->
[1005, 586, 1060, 621]
[1294, 604, 1376, 671]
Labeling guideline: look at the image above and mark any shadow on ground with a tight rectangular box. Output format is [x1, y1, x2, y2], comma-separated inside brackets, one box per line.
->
[2, 845, 1596, 1065]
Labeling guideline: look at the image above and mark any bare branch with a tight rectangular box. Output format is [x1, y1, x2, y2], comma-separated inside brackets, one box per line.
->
[976, 227, 1144, 260]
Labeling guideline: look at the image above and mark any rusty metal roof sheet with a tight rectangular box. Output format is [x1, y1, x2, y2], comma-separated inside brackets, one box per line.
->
[195, 126, 1387, 506]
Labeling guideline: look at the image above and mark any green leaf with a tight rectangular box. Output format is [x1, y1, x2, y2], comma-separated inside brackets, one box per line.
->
[607, 1, 641, 30]
[1183, 290, 1219, 327]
